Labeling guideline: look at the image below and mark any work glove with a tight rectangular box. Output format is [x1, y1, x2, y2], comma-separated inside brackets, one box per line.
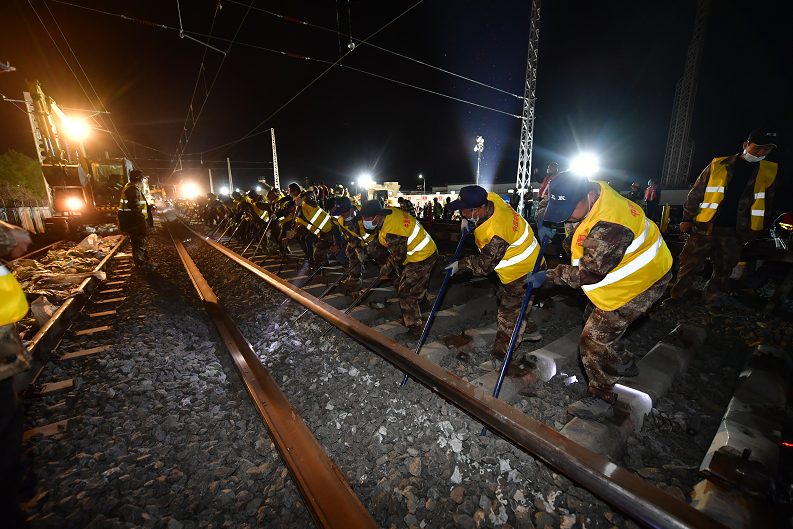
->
[445, 261, 459, 277]
[379, 265, 392, 277]
[524, 270, 547, 289]
[460, 218, 469, 234]
[537, 225, 556, 242]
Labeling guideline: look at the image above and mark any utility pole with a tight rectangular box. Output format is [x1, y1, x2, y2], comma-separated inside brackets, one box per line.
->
[661, 0, 709, 188]
[208, 168, 214, 194]
[514, 0, 541, 217]
[271, 128, 280, 190]
[474, 136, 485, 186]
[226, 158, 233, 191]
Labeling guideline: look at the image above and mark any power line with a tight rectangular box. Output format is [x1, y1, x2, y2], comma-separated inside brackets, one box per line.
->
[226, 0, 523, 99]
[166, 0, 256, 181]
[33, 0, 138, 167]
[206, 0, 426, 161]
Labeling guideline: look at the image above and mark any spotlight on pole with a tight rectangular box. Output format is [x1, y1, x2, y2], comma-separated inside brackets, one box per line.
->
[358, 173, 373, 188]
[570, 153, 600, 176]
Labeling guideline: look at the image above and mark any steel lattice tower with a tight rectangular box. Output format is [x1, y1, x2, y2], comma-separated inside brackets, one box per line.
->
[515, 0, 541, 216]
[661, 0, 710, 188]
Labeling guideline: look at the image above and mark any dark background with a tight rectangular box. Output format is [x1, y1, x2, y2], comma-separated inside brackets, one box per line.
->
[1, 0, 790, 199]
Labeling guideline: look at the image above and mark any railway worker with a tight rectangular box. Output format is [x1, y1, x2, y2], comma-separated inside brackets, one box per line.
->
[627, 182, 644, 204]
[360, 200, 437, 333]
[669, 127, 779, 305]
[282, 192, 334, 267]
[118, 170, 156, 271]
[644, 179, 661, 222]
[329, 197, 379, 298]
[538, 162, 561, 199]
[0, 221, 32, 529]
[443, 185, 543, 364]
[533, 172, 673, 419]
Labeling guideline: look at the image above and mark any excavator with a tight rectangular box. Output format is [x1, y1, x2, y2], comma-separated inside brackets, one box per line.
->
[23, 80, 138, 233]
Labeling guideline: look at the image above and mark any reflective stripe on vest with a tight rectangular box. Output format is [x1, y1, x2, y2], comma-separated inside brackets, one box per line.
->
[379, 207, 436, 264]
[299, 203, 332, 235]
[474, 193, 541, 284]
[695, 157, 778, 230]
[119, 184, 148, 219]
[571, 182, 672, 311]
[0, 265, 29, 327]
[334, 216, 374, 246]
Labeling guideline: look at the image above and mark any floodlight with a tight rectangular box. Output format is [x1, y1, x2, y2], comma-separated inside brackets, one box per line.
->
[220, 187, 229, 194]
[570, 153, 599, 176]
[358, 173, 373, 188]
[65, 197, 84, 210]
[65, 120, 89, 141]
[181, 182, 200, 199]
[256, 186, 262, 192]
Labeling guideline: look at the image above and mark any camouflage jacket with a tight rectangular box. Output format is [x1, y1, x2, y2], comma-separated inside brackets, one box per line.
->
[683, 154, 778, 239]
[458, 201, 511, 276]
[1, 223, 31, 381]
[545, 187, 635, 288]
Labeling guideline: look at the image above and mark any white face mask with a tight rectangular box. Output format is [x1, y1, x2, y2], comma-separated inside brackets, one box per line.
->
[343, 211, 355, 222]
[743, 150, 765, 162]
[363, 220, 376, 230]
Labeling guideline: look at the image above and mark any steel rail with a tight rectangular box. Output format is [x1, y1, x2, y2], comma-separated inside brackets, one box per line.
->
[164, 219, 376, 529]
[178, 214, 727, 529]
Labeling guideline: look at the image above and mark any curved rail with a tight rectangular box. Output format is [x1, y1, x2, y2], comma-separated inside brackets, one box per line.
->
[165, 219, 377, 529]
[176, 214, 727, 529]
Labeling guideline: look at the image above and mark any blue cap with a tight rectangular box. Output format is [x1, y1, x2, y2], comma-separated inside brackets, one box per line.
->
[543, 171, 592, 223]
[447, 185, 487, 211]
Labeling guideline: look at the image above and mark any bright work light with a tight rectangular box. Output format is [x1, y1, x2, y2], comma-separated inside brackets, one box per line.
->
[181, 182, 199, 199]
[570, 153, 599, 176]
[65, 120, 89, 141]
[358, 173, 373, 188]
[65, 197, 84, 210]
[220, 187, 229, 195]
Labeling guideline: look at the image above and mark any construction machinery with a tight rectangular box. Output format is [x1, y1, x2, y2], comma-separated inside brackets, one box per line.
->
[23, 80, 136, 228]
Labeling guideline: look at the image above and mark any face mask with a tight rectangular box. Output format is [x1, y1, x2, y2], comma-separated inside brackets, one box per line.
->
[743, 150, 765, 162]
[343, 212, 355, 222]
[363, 220, 376, 230]
[647, 180, 652, 186]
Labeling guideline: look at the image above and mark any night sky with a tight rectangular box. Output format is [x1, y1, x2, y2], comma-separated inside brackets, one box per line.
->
[1, 0, 790, 199]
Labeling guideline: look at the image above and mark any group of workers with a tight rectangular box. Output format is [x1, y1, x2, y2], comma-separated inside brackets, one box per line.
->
[177, 127, 780, 421]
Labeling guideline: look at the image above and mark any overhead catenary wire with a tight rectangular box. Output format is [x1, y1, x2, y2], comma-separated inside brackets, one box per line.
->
[166, 0, 255, 181]
[191, 1, 427, 161]
[28, 0, 138, 167]
[225, 0, 523, 99]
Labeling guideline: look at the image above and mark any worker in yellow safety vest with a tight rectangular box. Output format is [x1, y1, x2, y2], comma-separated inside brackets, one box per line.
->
[118, 170, 155, 271]
[533, 171, 673, 420]
[361, 200, 437, 333]
[328, 196, 381, 297]
[670, 127, 779, 304]
[282, 189, 334, 266]
[0, 220, 33, 528]
[443, 185, 543, 367]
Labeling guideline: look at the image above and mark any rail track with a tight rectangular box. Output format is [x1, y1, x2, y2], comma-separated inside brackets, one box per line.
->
[171, 211, 737, 529]
[17, 212, 789, 528]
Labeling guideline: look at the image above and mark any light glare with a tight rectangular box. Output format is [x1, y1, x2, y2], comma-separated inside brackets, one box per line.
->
[181, 182, 200, 199]
[220, 187, 229, 195]
[358, 173, 373, 188]
[65, 197, 83, 210]
[570, 153, 599, 176]
[65, 120, 89, 141]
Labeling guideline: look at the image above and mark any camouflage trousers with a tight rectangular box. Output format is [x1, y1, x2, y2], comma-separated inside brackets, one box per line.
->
[345, 243, 366, 292]
[124, 225, 149, 267]
[399, 252, 437, 329]
[494, 275, 539, 359]
[670, 227, 746, 302]
[580, 270, 671, 403]
[311, 230, 335, 267]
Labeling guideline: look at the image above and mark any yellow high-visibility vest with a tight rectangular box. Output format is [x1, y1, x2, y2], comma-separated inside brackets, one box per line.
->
[0, 265, 28, 327]
[695, 157, 778, 230]
[571, 182, 672, 311]
[119, 183, 148, 219]
[474, 193, 541, 284]
[378, 207, 436, 264]
[333, 215, 375, 246]
[296, 203, 332, 235]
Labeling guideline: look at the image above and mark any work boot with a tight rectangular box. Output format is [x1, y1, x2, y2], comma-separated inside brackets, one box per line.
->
[567, 395, 614, 420]
[521, 329, 542, 342]
[617, 358, 639, 377]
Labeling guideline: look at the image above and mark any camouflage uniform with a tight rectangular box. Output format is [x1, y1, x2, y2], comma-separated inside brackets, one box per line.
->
[547, 207, 671, 403]
[671, 155, 778, 302]
[459, 201, 540, 359]
[382, 233, 437, 329]
[0, 225, 30, 529]
[339, 216, 369, 292]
